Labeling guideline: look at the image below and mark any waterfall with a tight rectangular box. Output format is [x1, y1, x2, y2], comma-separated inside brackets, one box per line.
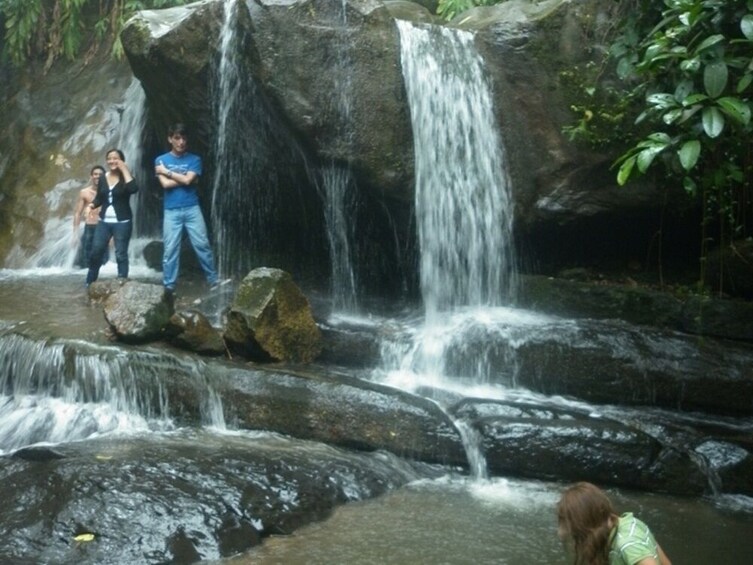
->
[22, 77, 150, 272]
[374, 21, 520, 477]
[317, 3, 359, 313]
[210, 0, 242, 277]
[319, 165, 359, 312]
[0, 333, 171, 453]
[209, 0, 285, 278]
[397, 20, 517, 319]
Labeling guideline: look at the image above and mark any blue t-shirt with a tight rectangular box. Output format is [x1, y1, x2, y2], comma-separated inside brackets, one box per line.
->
[155, 151, 203, 209]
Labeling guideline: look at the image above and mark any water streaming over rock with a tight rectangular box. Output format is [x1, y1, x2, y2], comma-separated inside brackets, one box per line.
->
[22, 77, 152, 272]
[210, 0, 245, 277]
[376, 21, 521, 476]
[397, 20, 517, 318]
[0, 333, 170, 452]
[316, 2, 359, 313]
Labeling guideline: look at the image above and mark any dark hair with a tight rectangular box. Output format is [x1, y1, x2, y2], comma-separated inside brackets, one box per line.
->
[90, 165, 105, 175]
[105, 148, 126, 182]
[106, 148, 125, 161]
[168, 123, 188, 137]
[557, 482, 617, 565]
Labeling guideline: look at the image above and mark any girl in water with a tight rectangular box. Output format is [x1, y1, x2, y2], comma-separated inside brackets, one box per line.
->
[557, 482, 672, 565]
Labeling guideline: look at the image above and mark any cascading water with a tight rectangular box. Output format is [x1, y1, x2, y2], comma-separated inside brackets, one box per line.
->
[376, 20, 521, 478]
[210, 0, 243, 277]
[316, 2, 359, 313]
[319, 165, 359, 312]
[0, 333, 171, 453]
[20, 77, 152, 273]
[398, 20, 517, 318]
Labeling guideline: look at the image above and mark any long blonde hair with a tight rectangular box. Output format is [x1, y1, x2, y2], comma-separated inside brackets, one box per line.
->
[557, 482, 617, 565]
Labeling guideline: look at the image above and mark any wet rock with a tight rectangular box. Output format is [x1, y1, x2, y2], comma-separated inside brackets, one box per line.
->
[166, 310, 226, 356]
[102, 281, 173, 343]
[517, 274, 753, 342]
[318, 325, 382, 367]
[0, 331, 467, 467]
[706, 239, 753, 300]
[432, 314, 753, 417]
[214, 367, 467, 467]
[11, 446, 66, 461]
[695, 440, 753, 496]
[452, 399, 708, 495]
[0, 432, 422, 564]
[223, 268, 322, 363]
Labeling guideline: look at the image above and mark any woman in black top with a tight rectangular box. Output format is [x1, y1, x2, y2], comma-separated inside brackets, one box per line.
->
[86, 148, 138, 286]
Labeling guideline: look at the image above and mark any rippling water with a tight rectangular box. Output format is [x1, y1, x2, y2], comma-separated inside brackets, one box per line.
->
[226, 476, 753, 564]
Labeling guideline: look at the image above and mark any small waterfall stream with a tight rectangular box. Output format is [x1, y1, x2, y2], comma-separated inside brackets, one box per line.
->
[380, 20, 520, 477]
[315, 1, 359, 313]
[210, 0, 243, 277]
[22, 77, 152, 274]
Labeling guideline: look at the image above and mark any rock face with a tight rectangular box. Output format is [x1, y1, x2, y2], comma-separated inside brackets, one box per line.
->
[115, 0, 702, 286]
[101, 281, 172, 342]
[224, 268, 322, 362]
[166, 310, 226, 356]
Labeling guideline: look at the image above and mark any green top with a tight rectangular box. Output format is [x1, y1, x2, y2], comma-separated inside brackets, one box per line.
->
[608, 512, 660, 565]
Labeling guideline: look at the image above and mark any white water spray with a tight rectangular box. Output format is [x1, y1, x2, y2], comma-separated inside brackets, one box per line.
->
[398, 20, 516, 319]
[210, 0, 242, 277]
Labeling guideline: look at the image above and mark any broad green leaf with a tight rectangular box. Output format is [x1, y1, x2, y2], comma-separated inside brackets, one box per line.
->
[645, 43, 665, 61]
[617, 57, 633, 79]
[678, 140, 701, 171]
[663, 108, 684, 124]
[704, 61, 728, 98]
[737, 73, 753, 93]
[717, 97, 751, 125]
[742, 15, 753, 41]
[617, 155, 637, 186]
[637, 145, 666, 173]
[646, 93, 678, 109]
[702, 106, 725, 137]
[647, 132, 671, 144]
[683, 176, 697, 196]
[680, 58, 701, 73]
[694, 34, 725, 55]
[682, 93, 708, 106]
[674, 80, 693, 101]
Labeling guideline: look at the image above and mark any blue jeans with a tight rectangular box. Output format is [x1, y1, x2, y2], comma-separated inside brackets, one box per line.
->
[86, 220, 132, 284]
[77, 224, 108, 268]
[163, 204, 218, 290]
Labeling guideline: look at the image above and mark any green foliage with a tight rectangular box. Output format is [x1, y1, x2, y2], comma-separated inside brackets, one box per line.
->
[0, 0, 42, 66]
[560, 63, 640, 148]
[611, 0, 753, 289]
[437, 0, 501, 22]
[0, 0, 189, 68]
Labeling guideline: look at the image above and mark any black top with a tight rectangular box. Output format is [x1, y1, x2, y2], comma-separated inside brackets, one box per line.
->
[92, 174, 138, 222]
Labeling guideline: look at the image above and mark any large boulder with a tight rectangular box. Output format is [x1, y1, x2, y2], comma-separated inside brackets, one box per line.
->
[223, 268, 322, 362]
[102, 281, 173, 343]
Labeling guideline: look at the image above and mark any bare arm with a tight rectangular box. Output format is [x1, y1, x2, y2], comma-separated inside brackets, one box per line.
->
[73, 190, 86, 231]
[634, 545, 671, 565]
[658, 545, 671, 565]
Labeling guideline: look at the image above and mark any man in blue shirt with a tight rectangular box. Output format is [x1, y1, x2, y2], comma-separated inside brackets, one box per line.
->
[155, 123, 225, 295]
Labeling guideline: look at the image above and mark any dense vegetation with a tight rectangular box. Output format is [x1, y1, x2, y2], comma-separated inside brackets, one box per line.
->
[0, 0, 188, 69]
[610, 0, 753, 288]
